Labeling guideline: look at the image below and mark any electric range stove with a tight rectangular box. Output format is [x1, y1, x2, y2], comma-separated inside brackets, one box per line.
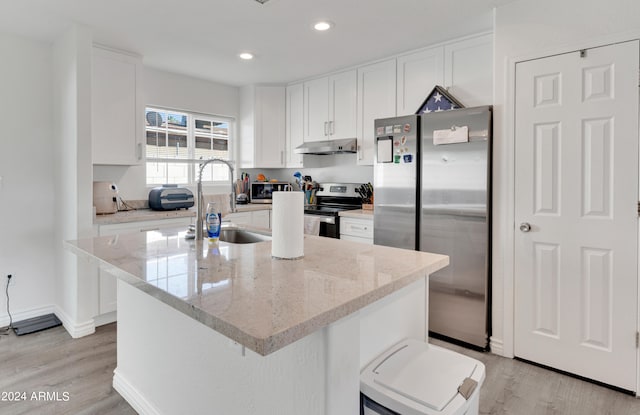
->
[303, 183, 363, 238]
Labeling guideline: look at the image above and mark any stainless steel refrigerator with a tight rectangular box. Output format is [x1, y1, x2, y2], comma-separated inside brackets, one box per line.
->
[373, 106, 492, 349]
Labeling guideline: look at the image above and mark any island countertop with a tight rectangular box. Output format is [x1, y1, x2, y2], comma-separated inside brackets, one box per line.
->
[66, 229, 448, 356]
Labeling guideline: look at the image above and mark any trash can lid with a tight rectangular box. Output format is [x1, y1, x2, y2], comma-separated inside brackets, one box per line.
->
[361, 339, 484, 413]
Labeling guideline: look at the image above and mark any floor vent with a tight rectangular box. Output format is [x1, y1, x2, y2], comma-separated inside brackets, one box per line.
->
[12, 313, 62, 336]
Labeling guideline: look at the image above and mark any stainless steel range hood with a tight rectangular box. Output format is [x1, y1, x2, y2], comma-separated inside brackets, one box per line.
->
[294, 138, 357, 155]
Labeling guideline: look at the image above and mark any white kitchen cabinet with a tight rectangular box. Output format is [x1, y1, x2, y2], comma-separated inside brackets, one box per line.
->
[303, 77, 329, 142]
[92, 46, 143, 165]
[340, 216, 373, 244]
[225, 209, 271, 230]
[397, 33, 492, 116]
[396, 46, 444, 116]
[443, 33, 493, 107]
[356, 60, 396, 165]
[96, 217, 192, 320]
[224, 211, 251, 226]
[239, 85, 286, 168]
[285, 83, 304, 167]
[303, 70, 357, 142]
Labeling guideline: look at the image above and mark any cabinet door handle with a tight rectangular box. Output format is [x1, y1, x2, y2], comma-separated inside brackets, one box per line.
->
[137, 143, 142, 160]
[281, 150, 284, 165]
[324, 121, 328, 136]
[357, 144, 362, 160]
[140, 227, 160, 232]
[330, 121, 334, 135]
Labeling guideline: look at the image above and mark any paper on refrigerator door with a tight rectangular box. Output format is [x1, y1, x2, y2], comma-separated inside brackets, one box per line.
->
[376, 137, 393, 163]
[433, 126, 469, 145]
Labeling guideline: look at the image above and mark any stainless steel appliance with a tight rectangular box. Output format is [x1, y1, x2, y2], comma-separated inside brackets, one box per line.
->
[373, 106, 492, 349]
[294, 138, 357, 155]
[250, 181, 291, 203]
[303, 183, 362, 238]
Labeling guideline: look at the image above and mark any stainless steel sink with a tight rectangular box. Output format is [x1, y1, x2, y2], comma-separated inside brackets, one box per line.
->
[219, 228, 271, 244]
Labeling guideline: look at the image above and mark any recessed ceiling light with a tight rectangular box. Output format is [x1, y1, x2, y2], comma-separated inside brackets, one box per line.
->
[313, 21, 333, 32]
[239, 52, 254, 60]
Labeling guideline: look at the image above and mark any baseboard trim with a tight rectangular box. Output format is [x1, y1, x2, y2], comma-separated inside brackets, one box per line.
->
[0, 304, 56, 328]
[54, 306, 95, 338]
[94, 311, 117, 327]
[490, 337, 505, 356]
[113, 369, 161, 415]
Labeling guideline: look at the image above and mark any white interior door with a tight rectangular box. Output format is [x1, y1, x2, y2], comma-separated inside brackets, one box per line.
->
[514, 40, 639, 391]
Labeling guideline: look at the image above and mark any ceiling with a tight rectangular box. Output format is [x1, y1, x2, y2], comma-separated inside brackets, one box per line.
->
[1, 0, 515, 86]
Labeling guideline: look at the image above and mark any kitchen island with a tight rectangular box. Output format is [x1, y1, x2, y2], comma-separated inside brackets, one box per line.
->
[66, 228, 448, 415]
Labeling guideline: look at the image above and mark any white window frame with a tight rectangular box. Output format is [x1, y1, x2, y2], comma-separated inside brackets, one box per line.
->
[145, 106, 235, 185]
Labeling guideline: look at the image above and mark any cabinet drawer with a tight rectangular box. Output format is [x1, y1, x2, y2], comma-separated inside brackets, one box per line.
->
[340, 234, 373, 245]
[340, 217, 373, 239]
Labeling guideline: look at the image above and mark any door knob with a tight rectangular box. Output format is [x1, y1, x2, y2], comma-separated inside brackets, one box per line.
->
[519, 222, 531, 232]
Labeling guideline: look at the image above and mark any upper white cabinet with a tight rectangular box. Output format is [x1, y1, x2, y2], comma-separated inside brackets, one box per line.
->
[397, 34, 492, 115]
[239, 85, 286, 168]
[285, 83, 304, 167]
[92, 46, 143, 165]
[443, 34, 493, 107]
[329, 71, 357, 140]
[356, 59, 396, 165]
[303, 77, 328, 142]
[303, 70, 357, 142]
[396, 46, 444, 116]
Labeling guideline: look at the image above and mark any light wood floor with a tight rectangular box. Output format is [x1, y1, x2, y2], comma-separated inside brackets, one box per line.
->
[1, 324, 639, 414]
[0, 323, 135, 415]
[430, 338, 640, 415]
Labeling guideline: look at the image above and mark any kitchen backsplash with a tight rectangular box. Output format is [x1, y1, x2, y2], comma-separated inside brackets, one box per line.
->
[94, 153, 373, 202]
[244, 153, 373, 186]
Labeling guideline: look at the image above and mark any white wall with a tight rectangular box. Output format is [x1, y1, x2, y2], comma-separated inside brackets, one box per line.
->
[492, 0, 640, 356]
[246, 153, 373, 187]
[93, 66, 240, 200]
[0, 33, 56, 326]
[52, 24, 96, 336]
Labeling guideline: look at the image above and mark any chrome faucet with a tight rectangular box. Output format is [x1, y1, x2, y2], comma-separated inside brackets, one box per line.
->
[196, 158, 236, 240]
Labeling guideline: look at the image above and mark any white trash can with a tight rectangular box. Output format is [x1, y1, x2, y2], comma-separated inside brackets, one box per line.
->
[360, 339, 485, 415]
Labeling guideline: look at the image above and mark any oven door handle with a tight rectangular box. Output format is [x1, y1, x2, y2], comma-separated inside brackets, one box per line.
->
[304, 215, 336, 225]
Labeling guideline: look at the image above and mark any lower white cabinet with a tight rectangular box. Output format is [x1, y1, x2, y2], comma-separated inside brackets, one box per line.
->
[340, 216, 374, 244]
[225, 209, 271, 230]
[96, 217, 192, 321]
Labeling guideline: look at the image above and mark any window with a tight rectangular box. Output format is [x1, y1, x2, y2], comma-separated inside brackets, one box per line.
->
[145, 107, 233, 185]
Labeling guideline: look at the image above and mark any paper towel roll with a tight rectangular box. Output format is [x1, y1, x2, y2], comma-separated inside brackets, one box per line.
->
[271, 191, 304, 259]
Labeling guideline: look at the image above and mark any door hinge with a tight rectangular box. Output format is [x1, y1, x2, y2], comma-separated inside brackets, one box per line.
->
[636, 332, 639, 348]
[637, 201, 640, 217]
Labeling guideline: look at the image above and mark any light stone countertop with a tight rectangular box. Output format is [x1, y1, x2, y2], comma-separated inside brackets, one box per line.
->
[338, 209, 374, 219]
[93, 204, 272, 225]
[66, 229, 448, 356]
